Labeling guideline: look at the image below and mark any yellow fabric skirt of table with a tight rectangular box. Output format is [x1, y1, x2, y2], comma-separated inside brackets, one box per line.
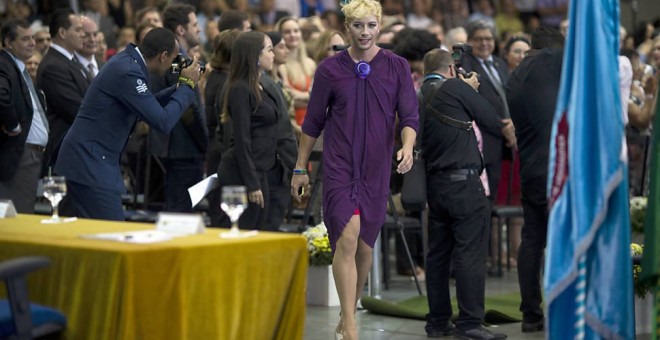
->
[0, 214, 308, 340]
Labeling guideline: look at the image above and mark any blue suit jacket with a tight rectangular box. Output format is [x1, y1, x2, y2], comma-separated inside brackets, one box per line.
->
[55, 44, 196, 192]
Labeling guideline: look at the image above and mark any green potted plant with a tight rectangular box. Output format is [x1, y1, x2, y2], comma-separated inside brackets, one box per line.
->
[630, 243, 653, 299]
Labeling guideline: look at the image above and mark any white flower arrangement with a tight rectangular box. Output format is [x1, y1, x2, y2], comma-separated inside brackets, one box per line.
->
[630, 196, 647, 234]
[302, 222, 333, 266]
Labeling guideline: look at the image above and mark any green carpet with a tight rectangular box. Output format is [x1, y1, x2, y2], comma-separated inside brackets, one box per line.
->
[361, 292, 523, 324]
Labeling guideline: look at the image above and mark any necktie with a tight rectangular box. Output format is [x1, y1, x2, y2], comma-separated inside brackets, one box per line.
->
[87, 63, 95, 78]
[72, 56, 92, 80]
[484, 60, 503, 89]
[483, 60, 510, 118]
[22, 69, 49, 131]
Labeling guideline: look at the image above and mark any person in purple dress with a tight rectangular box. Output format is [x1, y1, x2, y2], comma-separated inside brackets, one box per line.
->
[290, 0, 419, 338]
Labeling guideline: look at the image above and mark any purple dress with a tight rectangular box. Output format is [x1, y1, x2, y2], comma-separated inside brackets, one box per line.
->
[302, 49, 419, 251]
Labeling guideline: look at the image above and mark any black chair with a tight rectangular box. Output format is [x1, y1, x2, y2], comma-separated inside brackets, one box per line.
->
[381, 191, 424, 294]
[490, 205, 524, 277]
[489, 149, 525, 277]
[381, 214, 423, 290]
[0, 256, 66, 340]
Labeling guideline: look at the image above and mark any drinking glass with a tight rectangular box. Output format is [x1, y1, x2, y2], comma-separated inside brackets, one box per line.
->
[219, 186, 257, 238]
[41, 176, 67, 224]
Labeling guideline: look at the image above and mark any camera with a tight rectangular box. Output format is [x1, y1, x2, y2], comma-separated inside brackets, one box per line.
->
[170, 54, 205, 74]
[451, 44, 473, 78]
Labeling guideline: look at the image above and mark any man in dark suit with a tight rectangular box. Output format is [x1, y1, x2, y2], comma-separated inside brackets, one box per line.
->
[75, 15, 103, 79]
[506, 26, 564, 333]
[149, 3, 208, 213]
[0, 20, 50, 213]
[37, 8, 89, 175]
[55, 28, 202, 221]
[458, 20, 516, 200]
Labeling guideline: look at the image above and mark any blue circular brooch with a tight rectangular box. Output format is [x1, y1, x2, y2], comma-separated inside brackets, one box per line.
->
[354, 61, 371, 79]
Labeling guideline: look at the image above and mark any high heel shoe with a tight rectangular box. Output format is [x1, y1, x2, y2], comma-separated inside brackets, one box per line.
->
[336, 312, 343, 340]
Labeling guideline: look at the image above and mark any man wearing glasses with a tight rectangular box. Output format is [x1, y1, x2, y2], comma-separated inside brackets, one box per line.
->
[458, 20, 515, 205]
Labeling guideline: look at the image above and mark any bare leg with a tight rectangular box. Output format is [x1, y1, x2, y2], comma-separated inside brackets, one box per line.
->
[335, 239, 372, 337]
[333, 215, 361, 339]
[354, 239, 373, 304]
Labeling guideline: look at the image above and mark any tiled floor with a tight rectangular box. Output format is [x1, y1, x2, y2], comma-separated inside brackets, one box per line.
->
[304, 267, 652, 339]
[304, 268, 543, 340]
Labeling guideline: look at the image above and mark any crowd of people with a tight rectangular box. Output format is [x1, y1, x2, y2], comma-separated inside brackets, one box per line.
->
[1, 1, 660, 340]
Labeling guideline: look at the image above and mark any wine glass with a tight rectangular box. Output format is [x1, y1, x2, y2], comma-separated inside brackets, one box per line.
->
[219, 185, 257, 238]
[41, 176, 67, 224]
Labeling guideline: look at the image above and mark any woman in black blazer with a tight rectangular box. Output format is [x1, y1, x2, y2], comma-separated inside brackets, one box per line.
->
[215, 31, 277, 230]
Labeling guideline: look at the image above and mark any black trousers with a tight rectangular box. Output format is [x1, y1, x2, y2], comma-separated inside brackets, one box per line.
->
[517, 177, 548, 323]
[164, 158, 204, 212]
[214, 170, 270, 230]
[265, 164, 291, 232]
[425, 173, 490, 332]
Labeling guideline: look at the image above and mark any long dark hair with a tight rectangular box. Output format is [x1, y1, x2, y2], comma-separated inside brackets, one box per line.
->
[221, 31, 265, 123]
[210, 29, 240, 71]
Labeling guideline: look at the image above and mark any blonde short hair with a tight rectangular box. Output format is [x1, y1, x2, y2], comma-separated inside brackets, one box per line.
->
[341, 0, 382, 24]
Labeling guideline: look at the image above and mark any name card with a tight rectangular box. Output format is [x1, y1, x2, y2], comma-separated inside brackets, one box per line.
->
[0, 200, 17, 218]
[156, 212, 205, 235]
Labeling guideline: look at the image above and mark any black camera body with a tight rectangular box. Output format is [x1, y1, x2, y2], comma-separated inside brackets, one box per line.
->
[451, 44, 474, 78]
[171, 54, 205, 74]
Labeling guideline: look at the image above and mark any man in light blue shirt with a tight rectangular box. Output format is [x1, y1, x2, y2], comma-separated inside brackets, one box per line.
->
[0, 19, 50, 213]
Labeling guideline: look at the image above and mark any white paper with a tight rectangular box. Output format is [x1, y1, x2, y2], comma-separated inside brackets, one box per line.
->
[0, 200, 17, 218]
[80, 230, 173, 243]
[188, 173, 218, 208]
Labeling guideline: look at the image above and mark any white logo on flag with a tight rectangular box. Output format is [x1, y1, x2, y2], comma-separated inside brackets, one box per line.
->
[135, 79, 148, 93]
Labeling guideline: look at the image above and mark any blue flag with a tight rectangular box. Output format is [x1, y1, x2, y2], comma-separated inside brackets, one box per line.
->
[545, 0, 634, 339]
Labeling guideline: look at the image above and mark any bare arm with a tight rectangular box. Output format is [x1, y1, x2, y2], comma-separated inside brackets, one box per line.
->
[396, 126, 416, 174]
[628, 90, 656, 130]
[290, 133, 318, 202]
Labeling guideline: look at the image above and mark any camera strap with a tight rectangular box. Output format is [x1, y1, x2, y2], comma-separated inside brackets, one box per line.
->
[415, 76, 446, 157]
[422, 78, 473, 132]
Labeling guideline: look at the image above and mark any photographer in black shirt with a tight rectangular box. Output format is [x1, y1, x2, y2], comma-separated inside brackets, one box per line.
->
[421, 48, 513, 340]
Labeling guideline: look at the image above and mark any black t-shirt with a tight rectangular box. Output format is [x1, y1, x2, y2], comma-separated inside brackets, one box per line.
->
[506, 48, 563, 191]
[421, 77, 503, 173]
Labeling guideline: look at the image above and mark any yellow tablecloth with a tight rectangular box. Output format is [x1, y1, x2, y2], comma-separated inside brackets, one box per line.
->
[0, 214, 308, 340]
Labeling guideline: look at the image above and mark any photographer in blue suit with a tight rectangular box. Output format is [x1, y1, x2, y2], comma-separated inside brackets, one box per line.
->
[55, 28, 202, 221]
